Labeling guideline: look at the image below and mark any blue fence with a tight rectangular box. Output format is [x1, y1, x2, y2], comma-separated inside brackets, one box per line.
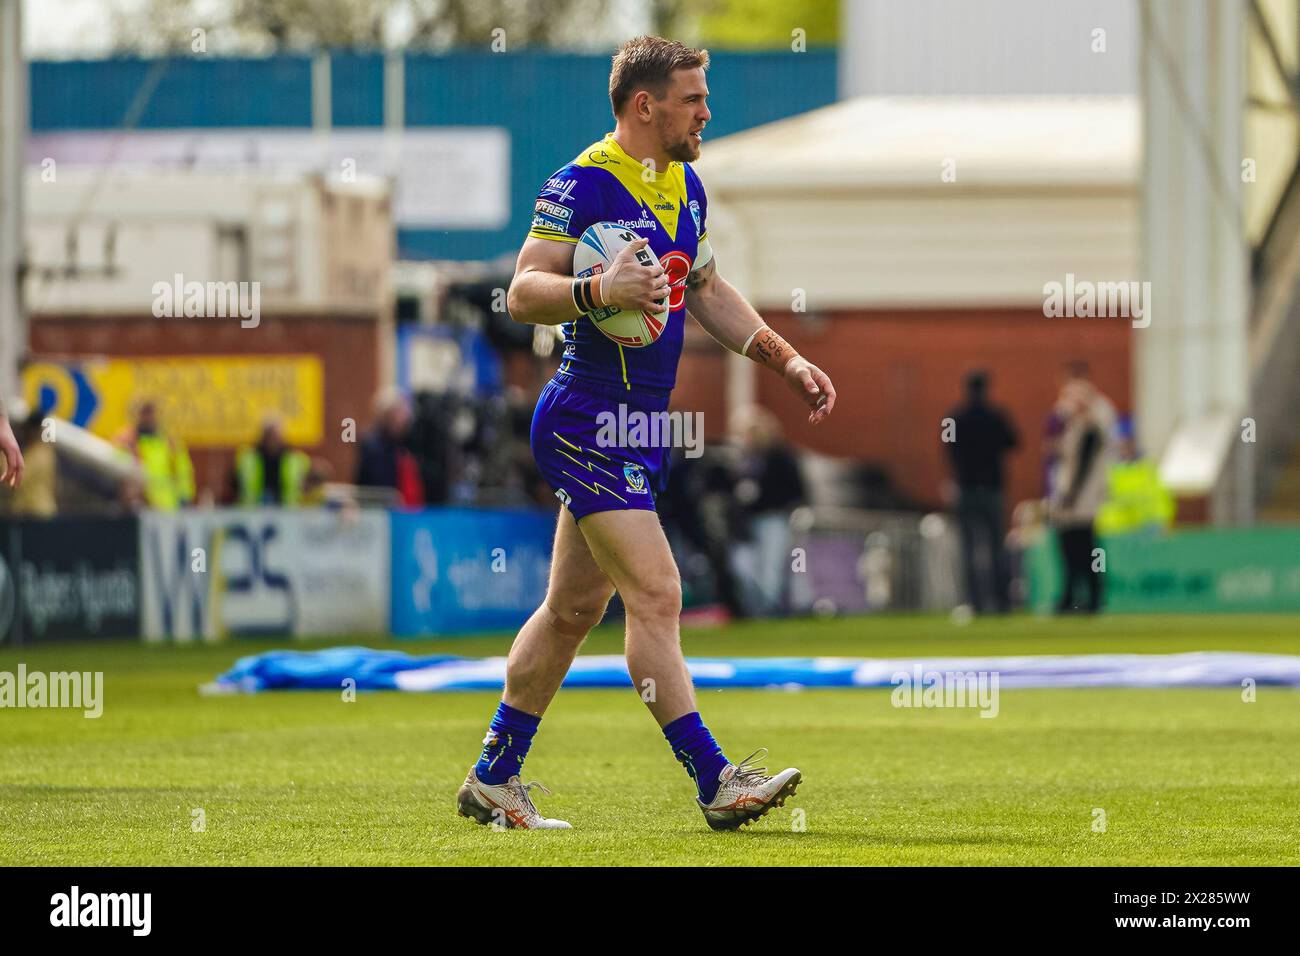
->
[29, 51, 838, 261]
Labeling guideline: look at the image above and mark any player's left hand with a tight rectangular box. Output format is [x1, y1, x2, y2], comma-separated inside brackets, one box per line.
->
[782, 357, 836, 425]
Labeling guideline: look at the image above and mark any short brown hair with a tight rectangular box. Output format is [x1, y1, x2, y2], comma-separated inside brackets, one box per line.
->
[609, 36, 709, 116]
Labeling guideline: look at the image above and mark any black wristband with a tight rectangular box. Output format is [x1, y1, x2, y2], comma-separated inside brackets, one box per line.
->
[573, 276, 599, 313]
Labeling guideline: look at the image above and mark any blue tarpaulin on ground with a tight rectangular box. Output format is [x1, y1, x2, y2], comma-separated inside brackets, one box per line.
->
[206, 648, 1300, 694]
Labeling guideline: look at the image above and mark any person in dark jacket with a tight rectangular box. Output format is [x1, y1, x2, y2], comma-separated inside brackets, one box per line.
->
[356, 390, 424, 507]
[944, 370, 1019, 613]
[731, 406, 806, 616]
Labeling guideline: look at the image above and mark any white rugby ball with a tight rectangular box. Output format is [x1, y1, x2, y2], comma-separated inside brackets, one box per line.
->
[572, 222, 668, 348]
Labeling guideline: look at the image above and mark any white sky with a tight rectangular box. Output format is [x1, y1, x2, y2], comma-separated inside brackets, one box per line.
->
[22, 0, 654, 57]
[24, 0, 129, 56]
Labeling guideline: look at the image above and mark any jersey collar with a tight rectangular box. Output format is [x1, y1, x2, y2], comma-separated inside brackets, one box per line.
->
[602, 133, 674, 187]
[581, 133, 686, 241]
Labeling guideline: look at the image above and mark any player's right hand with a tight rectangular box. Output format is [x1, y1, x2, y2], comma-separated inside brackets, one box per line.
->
[599, 237, 671, 313]
[0, 416, 25, 488]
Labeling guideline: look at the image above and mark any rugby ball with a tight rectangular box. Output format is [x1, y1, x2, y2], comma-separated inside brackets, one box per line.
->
[572, 222, 668, 348]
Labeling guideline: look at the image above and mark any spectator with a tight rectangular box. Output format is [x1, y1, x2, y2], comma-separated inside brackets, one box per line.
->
[667, 445, 749, 618]
[356, 389, 424, 507]
[944, 369, 1019, 614]
[115, 400, 194, 510]
[1043, 359, 1100, 497]
[1096, 416, 1175, 536]
[233, 416, 311, 506]
[1050, 376, 1117, 613]
[730, 406, 806, 616]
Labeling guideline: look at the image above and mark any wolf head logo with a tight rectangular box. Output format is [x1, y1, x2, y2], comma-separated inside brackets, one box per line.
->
[623, 463, 647, 494]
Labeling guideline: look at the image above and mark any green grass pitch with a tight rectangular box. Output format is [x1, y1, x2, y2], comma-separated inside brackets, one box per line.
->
[2, 614, 1298, 866]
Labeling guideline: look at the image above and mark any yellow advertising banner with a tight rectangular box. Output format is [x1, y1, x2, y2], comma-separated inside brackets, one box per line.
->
[23, 355, 324, 448]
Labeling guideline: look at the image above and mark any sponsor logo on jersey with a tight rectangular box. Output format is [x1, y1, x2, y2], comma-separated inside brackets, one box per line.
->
[652, 200, 675, 212]
[659, 250, 692, 312]
[689, 200, 702, 237]
[531, 212, 569, 235]
[535, 199, 573, 221]
[623, 463, 648, 494]
[614, 216, 657, 231]
[539, 177, 578, 202]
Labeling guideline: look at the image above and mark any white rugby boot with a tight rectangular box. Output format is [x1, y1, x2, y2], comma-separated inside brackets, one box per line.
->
[698, 748, 801, 831]
[456, 768, 572, 830]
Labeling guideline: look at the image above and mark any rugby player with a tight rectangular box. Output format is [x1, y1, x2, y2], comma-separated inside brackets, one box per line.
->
[457, 35, 836, 831]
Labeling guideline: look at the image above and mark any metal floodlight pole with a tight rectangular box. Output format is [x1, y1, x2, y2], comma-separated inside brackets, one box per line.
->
[0, 0, 26, 407]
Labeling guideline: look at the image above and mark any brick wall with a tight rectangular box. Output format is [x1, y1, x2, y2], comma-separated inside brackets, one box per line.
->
[664, 308, 1133, 514]
[414, 307, 1133, 519]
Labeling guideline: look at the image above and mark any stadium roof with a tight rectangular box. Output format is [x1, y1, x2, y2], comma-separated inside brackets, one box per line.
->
[696, 95, 1139, 192]
[690, 95, 1140, 310]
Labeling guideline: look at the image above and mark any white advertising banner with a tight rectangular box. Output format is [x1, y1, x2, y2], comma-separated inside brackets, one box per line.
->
[29, 126, 511, 229]
[140, 508, 389, 642]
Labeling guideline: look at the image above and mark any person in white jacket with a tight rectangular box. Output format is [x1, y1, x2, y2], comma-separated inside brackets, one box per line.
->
[1050, 378, 1116, 613]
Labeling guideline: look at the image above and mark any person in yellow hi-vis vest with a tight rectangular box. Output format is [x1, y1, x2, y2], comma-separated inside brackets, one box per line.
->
[117, 400, 195, 510]
[233, 417, 311, 507]
[1096, 419, 1175, 536]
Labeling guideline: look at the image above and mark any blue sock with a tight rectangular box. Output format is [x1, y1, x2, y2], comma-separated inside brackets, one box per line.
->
[663, 712, 730, 803]
[474, 701, 541, 785]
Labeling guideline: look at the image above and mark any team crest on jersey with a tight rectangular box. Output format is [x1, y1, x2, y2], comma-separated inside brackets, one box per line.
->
[688, 200, 702, 238]
[623, 463, 648, 494]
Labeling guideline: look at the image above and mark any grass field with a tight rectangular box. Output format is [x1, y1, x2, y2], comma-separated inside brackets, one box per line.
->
[2, 614, 1299, 866]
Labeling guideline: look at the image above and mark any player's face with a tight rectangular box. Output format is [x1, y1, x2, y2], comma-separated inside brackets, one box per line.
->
[656, 67, 711, 163]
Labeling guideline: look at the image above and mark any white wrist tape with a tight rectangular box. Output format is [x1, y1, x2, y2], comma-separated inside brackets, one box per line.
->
[739, 325, 766, 357]
[692, 236, 714, 273]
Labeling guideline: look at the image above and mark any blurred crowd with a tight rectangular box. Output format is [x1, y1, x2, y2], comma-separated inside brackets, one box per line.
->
[659, 406, 807, 619]
[944, 360, 1174, 617]
[2, 355, 1174, 620]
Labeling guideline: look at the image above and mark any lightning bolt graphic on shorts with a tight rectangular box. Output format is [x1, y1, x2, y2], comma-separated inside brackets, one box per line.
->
[553, 432, 629, 502]
[560, 470, 628, 503]
[553, 432, 621, 478]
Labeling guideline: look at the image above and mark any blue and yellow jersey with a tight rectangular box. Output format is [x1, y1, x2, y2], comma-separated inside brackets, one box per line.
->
[527, 133, 709, 395]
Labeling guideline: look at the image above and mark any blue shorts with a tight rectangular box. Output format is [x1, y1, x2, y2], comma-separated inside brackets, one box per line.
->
[530, 372, 672, 521]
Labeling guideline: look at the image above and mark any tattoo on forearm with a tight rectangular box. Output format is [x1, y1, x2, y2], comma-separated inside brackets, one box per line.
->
[685, 258, 715, 292]
[747, 327, 795, 370]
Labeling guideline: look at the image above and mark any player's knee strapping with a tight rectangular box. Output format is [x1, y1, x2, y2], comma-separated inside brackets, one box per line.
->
[544, 600, 599, 638]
